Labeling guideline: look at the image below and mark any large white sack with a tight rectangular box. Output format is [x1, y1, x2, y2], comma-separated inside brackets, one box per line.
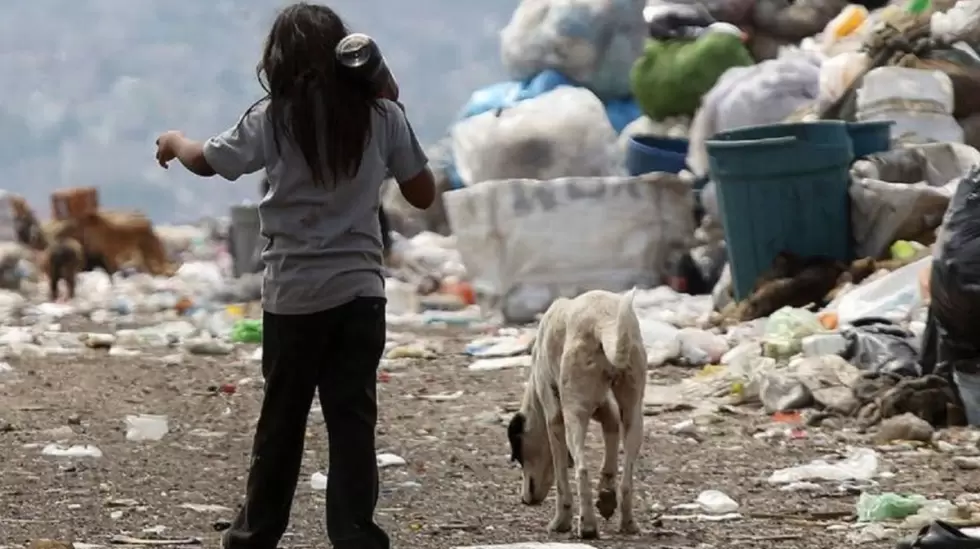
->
[451, 86, 622, 186]
[500, 0, 647, 100]
[444, 174, 695, 323]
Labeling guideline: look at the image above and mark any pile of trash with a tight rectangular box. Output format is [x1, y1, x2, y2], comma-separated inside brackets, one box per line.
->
[370, 0, 980, 451]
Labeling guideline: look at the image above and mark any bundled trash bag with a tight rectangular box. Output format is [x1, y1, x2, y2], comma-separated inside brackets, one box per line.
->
[849, 143, 980, 259]
[630, 24, 754, 121]
[931, 165, 980, 375]
[687, 47, 822, 176]
[500, 0, 648, 100]
[840, 317, 921, 377]
[451, 86, 622, 186]
[459, 71, 642, 134]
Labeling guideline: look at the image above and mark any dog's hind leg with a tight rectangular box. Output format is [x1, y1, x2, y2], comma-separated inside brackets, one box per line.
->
[563, 406, 599, 539]
[546, 418, 573, 534]
[613, 381, 644, 535]
[593, 398, 620, 520]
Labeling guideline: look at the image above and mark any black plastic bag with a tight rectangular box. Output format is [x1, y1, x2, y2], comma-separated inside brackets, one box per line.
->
[841, 317, 921, 377]
[931, 165, 980, 375]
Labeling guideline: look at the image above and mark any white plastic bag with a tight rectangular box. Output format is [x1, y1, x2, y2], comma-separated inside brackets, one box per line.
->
[817, 51, 870, 109]
[444, 174, 695, 323]
[931, 0, 980, 44]
[831, 256, 932, 325]
[451, 86, 622, 186]
[687, 49, 822, 177]
[500, 0, 647, 100]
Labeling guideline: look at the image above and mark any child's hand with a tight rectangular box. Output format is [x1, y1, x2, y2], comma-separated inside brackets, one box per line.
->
[155, 130, 184, 168]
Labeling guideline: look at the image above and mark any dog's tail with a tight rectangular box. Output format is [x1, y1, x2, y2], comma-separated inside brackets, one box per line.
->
[600, 288, 640, 370]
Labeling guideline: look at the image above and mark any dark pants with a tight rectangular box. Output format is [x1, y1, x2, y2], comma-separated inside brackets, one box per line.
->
[224, 297, 390, 549]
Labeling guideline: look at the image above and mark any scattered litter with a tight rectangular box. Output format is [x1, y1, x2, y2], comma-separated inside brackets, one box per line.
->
[377, 452, 407, 469]
[179, 503, 233, 513]
[468, 356, 532, 372]
[41, 444, 102, 458]
[768, 448, 879, 484]
[417, 390, 464, 401]
[696, 489, 739, 514]
[465, 333, 534, 358]
[125, 414, 169, 442]
[311, 472, 328, 490]
[108, 535, 201, 546]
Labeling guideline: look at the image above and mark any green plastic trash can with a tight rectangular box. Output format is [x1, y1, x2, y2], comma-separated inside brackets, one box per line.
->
[706, 121, 854, 301]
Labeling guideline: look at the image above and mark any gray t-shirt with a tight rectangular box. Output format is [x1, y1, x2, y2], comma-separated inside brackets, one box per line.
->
[203, 99, 428, 315]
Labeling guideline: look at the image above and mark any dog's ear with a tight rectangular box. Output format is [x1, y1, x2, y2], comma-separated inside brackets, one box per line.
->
[507, 413, 525, 465]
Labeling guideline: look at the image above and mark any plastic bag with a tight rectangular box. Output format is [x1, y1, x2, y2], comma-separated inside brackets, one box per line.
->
[450, 86, 622, 186]
[849, 143, 979, 259]
[687, 48, 822, 176]
[630, 30, 754, 121]
[817, 51, 870, 109]
[931, 0, 980, 44]
[500, 0, 648, 100]
[459, 71, 643, 134]
[833, 256, 931, 325]
[931, 165, 980, 374]
[643, 2, 715, 39]
[841, 318, 921, 377]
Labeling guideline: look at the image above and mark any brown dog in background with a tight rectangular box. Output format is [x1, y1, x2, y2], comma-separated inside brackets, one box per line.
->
[41, 236, 84, 301]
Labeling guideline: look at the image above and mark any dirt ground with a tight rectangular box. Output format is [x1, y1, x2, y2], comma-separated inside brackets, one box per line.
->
[0, 318, 973, 549]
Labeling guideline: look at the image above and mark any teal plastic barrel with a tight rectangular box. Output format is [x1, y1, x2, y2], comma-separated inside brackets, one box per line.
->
[847, 121, 893, 158]
[706, 122, 854, 301]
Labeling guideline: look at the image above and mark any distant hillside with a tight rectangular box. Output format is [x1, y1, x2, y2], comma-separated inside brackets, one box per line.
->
[0, 0, 519, 221]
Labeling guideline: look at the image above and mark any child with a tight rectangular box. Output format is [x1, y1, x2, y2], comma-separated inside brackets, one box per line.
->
[154, 3, 435, 548]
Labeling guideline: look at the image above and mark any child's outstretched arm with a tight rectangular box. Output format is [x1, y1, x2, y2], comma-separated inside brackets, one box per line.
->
[156, 132, 215, 176]
[156, 104, 267, 181]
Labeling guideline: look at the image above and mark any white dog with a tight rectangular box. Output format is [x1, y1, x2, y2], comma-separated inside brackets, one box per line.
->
[507, 289, 647, 539]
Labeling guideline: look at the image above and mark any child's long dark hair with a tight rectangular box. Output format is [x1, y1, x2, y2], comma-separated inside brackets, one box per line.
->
[253, 2, 382, 186]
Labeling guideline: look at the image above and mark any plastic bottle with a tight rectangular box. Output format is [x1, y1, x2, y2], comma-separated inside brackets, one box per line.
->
[827, 5, 868, 41]
[336, 33, 399, 100]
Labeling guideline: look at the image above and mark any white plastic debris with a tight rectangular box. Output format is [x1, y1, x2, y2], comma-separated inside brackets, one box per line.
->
[41, 444, 103, 458]
[768, 447, 879, 484]
[465, 333, 534, 358]
[310, 472, 328, 490]
[696, 490, 739, 514]
[125, 414, 170, 442]
[455, 544, 598, 549]
[417, 390, 464, 401]
[377, 452, 407, 469]
[180, 503, 233, 513]
[468, 355, 532, 371]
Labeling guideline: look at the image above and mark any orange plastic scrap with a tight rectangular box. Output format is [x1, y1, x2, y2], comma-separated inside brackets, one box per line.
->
[919, 265, 932, 304]
[818, 311, 839, 330]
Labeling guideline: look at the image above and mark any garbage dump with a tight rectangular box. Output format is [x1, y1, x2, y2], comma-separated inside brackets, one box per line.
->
[16, 0, 980, 546]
